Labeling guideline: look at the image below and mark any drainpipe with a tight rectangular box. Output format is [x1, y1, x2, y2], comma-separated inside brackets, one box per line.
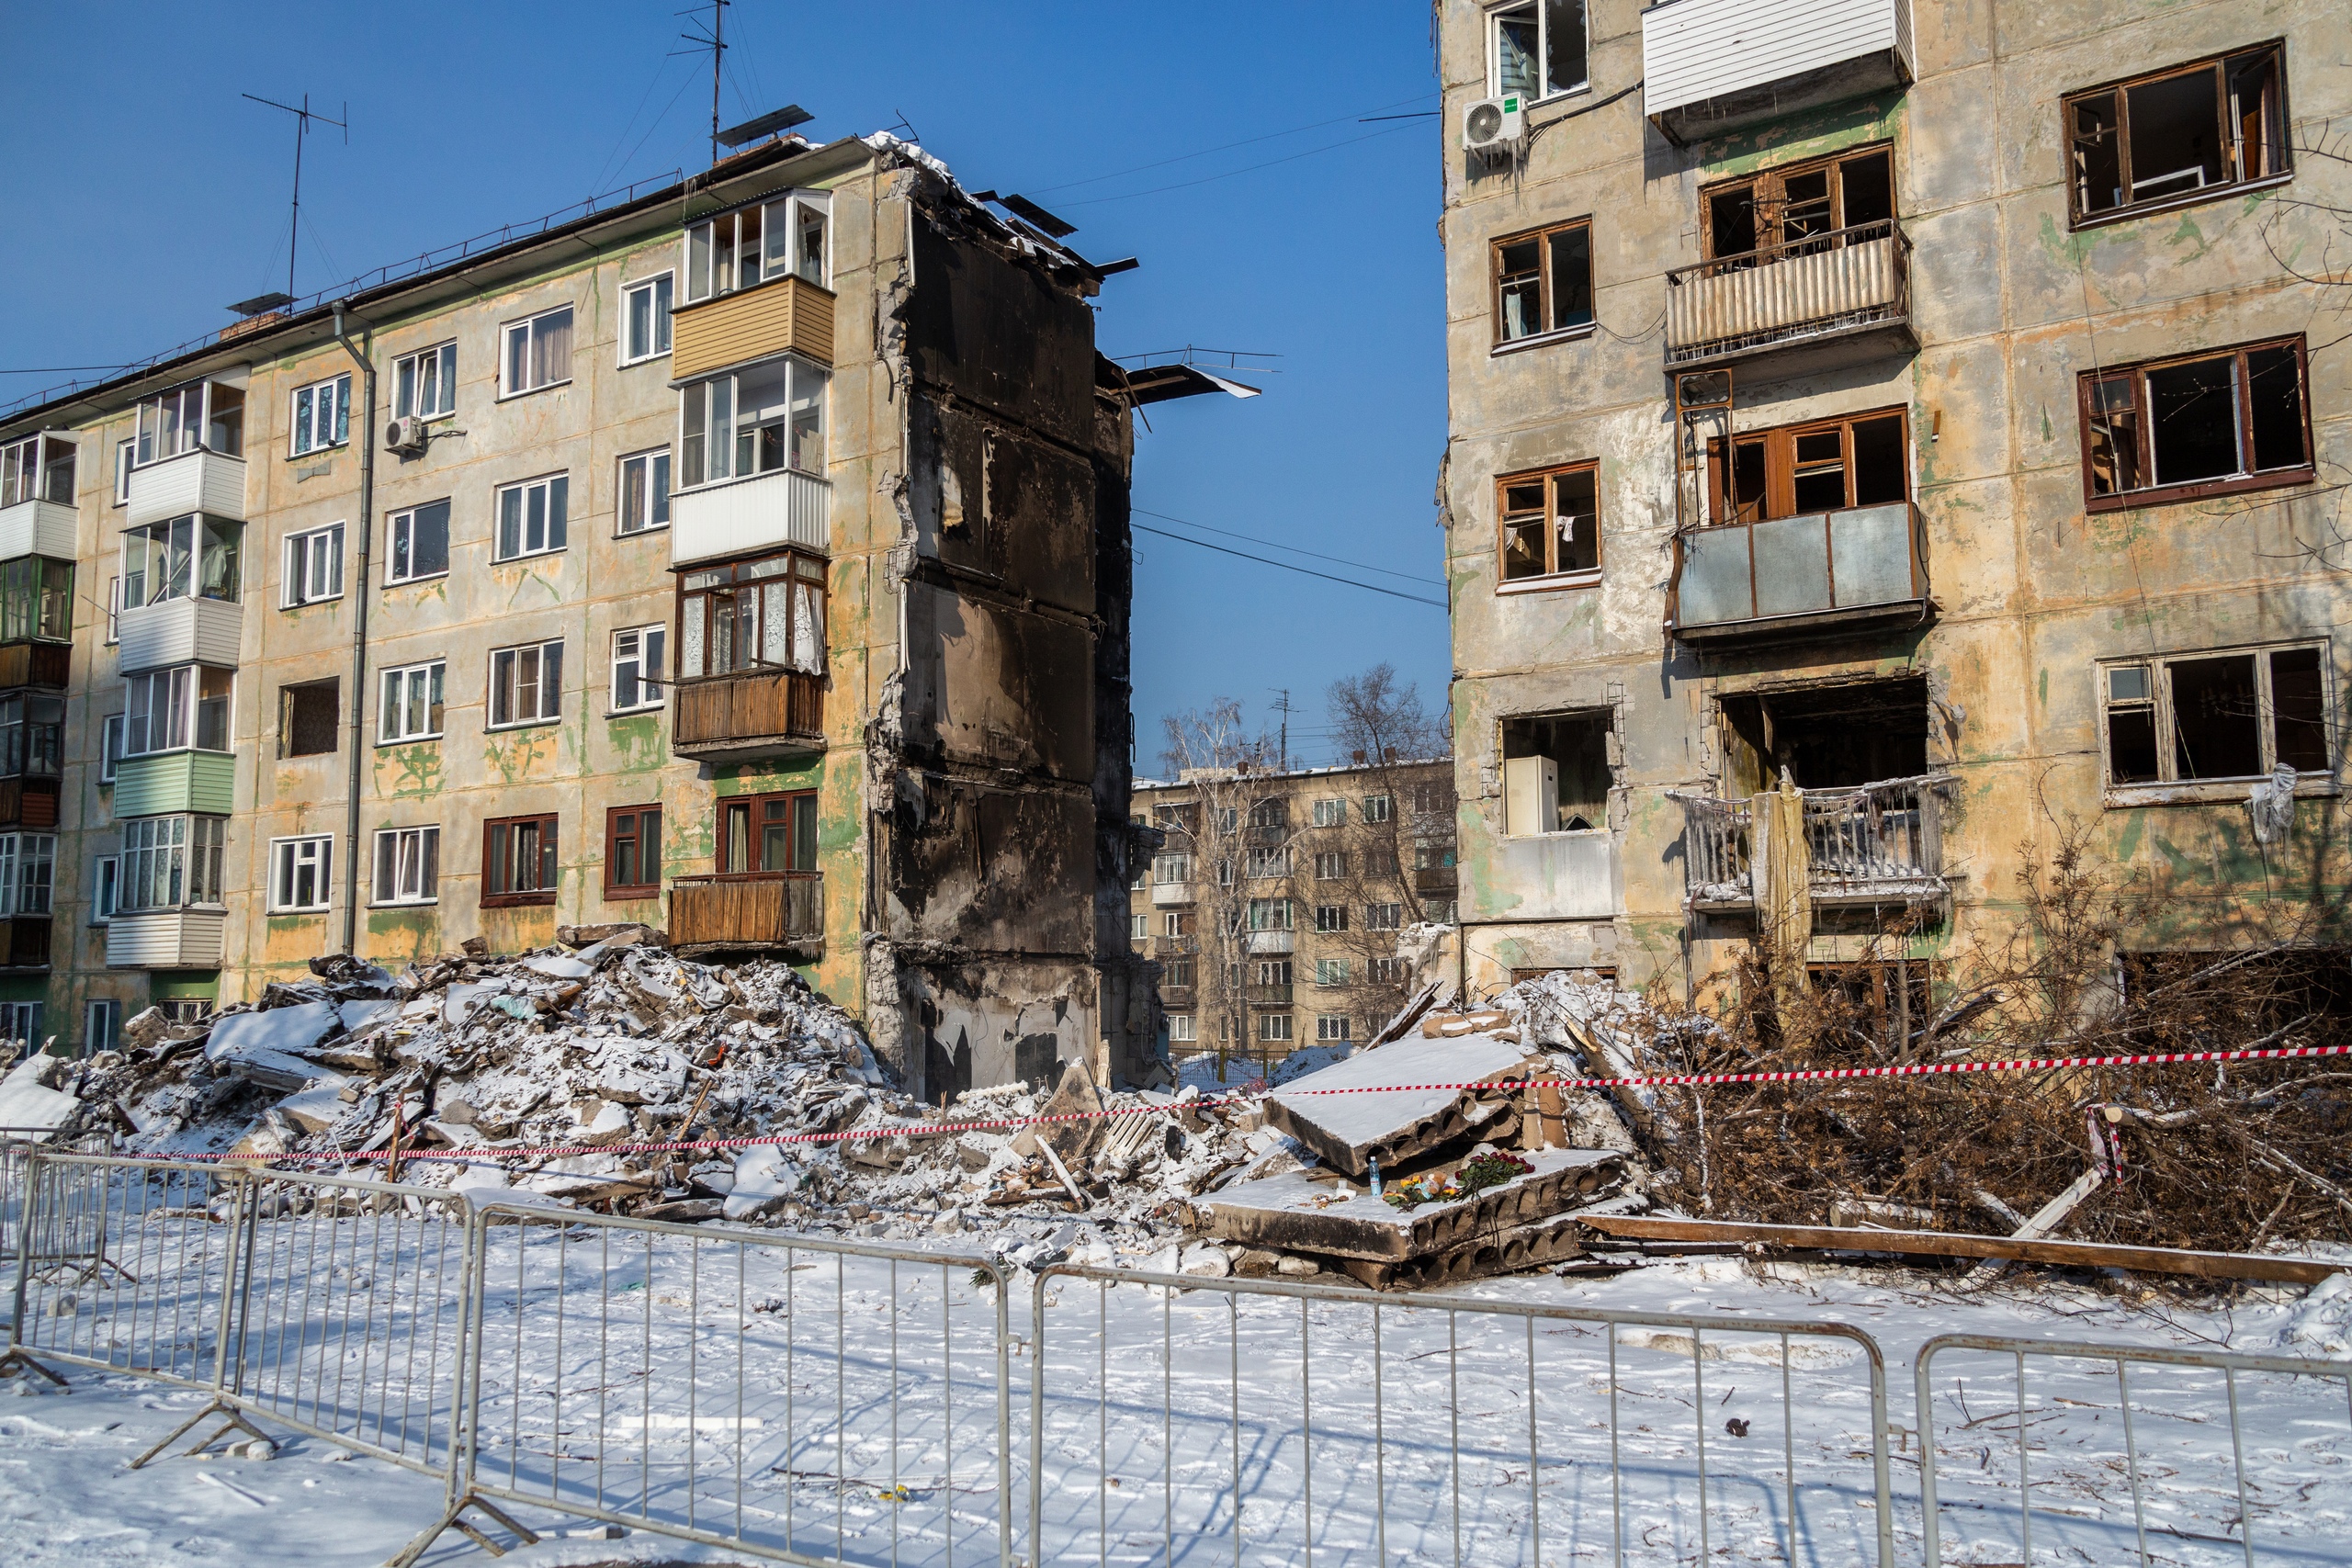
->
[330, 303, 376, 956]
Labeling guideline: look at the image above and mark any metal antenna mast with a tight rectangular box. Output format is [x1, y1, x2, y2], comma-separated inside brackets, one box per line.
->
[1270, 688, 1294, 771]
[243, 92, 348, 302]
[677, 0, 732, 166]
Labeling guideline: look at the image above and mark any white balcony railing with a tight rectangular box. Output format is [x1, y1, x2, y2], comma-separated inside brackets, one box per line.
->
[671, 466, 829, 568]
[118, 595, 243, 675]
[1675, 773, 1951, 911]
[1644, 0, 1914, 144]
[125, 448, 246, 528]
[1665, 220, 1910, 367]
[1151, 882, 1195, 907]
[1245, 929, 1295, 956]
[0, 498, 75, 561]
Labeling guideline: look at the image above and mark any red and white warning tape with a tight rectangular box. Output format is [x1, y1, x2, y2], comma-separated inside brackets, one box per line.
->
[98, 1039, 2350, 1171]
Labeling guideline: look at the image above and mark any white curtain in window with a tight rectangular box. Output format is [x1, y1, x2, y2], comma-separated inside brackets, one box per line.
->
[791, 582, 823, 672]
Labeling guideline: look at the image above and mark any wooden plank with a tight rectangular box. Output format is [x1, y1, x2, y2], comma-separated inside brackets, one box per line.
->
[1576, 1214, 2346, 1284]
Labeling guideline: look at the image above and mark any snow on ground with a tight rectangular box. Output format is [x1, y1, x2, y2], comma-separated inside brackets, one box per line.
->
[6, 1230, 2348, 1568]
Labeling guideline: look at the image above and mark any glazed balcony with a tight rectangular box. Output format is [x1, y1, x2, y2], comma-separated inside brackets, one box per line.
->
[1247, 983, 1295, 1007]
[125, 448, 246, 528]
[1245, 929, 1295, 956]
[670, 466, 830, 568]
[106, 908, 226, 969]
[1675, 773, 1951, 914]
[1150, 881, 1195, 907]
[1665, 220, 1913, 370]
[1669, 501, 1928, 645]
[1644, 0, 1916, 145]
[671, 670, 825, 762]
[669, 872, 822, 957]
[1151, 934, 1199, 959]
[671, 274, 834, 381]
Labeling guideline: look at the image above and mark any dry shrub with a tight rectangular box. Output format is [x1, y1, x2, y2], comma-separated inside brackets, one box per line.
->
[1627, 819, 2352, 1253]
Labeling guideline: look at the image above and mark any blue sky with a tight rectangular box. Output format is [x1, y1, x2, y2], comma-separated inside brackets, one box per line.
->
[0, 1, 1452, 767]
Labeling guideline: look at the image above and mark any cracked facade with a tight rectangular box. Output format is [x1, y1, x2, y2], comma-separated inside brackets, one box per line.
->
[1439, 1, 2347, 997]
[0, 131, 1186, 1092]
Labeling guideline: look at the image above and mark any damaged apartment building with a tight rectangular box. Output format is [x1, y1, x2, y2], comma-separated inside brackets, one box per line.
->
[0, 124, 1240, 1093]
[1439, 0, 2345, 996]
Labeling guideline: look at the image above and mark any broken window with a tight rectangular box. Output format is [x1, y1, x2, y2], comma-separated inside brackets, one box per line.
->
[1497, 461, 1600, 585]
[1492, 219, 1593, 344]
[717, 790, 818, 876]
[2100, 644, 2331, 788]
[676, 550, 827, 678]
[0, 694, 62, 779]
[482, 815, 559, 906]
[1708, 409, 1908, 525]
[1245, 846, 1289, 878]
[1702, 144, 1897, 261]
[1501, 711, 1611, 834]
[2080, 337, 2310, 508]
[1717, 678, 1929, 792]
[1162, 958, 1194, 988]
[124, 514, 241, 606]
[279, 679, 339, 758]
[2066, 44, 2287, 223]
[1489, 0, 1587, 101]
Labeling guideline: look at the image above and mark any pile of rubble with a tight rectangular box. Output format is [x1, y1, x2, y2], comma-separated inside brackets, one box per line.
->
[19, 936, 1666, 1288]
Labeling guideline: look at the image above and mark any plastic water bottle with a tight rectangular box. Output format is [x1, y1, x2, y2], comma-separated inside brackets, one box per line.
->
[1367, 1155, 1383, 1199]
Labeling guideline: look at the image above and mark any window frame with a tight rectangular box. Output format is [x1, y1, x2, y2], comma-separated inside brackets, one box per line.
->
[288, 372, 352, 458]
[113, 437, 134, 506]
[681, 191, 832, 303]
[2097, 640, 2335, 804]
[385, 499, 452, 584]
[620, 273, 675, 366]
[379, 660, 447, 744]
[89, 855, 118, 924]
[1706, 405, 1913, 525]
[267, 834, 334, 914]
[391, 341, 458, 422]
[277, 678, 340, 759]
[2075, 336, 2313, 512]
[604, 804, 664, 899]
[85, 997, 121, 1052]
[122, 665, 232, 758]
[492, 472, 570, 562]
[118, 814, 227, 912]
[100, 713, 124, 782]
[499, 304, 576, 399]
[617, 448, 672, 536]
[1317, 1014, 1352, 1043]
[610, 625, 668, 714]
[1489, 217, 1595, 352]
[713, 788, 820, 879]
[1698, 141, 1900, 262]
[675, 548, 828, 680]
[1259, 1012, 1295, 1044]
[372, 825, 440, 907]
[1487, 0, 1589, 105]
[1495, 459, 1602, 592]
[2063, 42, 2292, 231]
[1365, 902, 1403, 931]
[676, 354, 830, 491]
[281, 523, 345, 608]
[481, 813, 560, 908]
[487, 639, 563, 730]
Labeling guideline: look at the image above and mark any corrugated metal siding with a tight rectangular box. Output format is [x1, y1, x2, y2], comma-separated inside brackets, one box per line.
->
[105, 909, 225, 968]
[670, 467, 831, 566]
[117, 597, 242, 674]
[111, 751, 236, 818]
[672, 276, 836, 380]
[1644, 0, 1906, 117]
[125, 451, 248, 528]
[0, 499, 76, 559]
[1667, 236, 1899, 352]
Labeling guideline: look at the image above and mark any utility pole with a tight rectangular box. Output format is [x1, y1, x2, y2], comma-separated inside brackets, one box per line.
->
[243, 92, 347, 302]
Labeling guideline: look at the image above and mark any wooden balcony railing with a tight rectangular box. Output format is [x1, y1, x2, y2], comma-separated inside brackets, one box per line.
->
[0, 915, 52, 969]
[0, 777, 59, 829]
[1674, 773, 1952, 913]
[669, 873, 822, 954]
[0, 641, 68, 689]
[672, 669, 825, 761]
[1665, 220, 1911, 368]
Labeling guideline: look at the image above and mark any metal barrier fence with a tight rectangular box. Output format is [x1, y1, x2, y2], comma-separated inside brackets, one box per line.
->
[1029, 1262, 1896, 1567]
[402, 1200, 1015, 1568]
[1916, 1333, 2352, 1567]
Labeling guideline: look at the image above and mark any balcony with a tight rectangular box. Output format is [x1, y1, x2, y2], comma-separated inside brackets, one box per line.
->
[671, 466, 830, 568]
[0, 641, 69, 691]
[107, 908, 225, 969]
[1151, 934, 1198, 958]
[1247, 984, 1295, 1007]
[1413, 867, 1458, 897]
[1675, 773, 1951, 914]
[1150, 881, 1195, 907]
[112, 751, 236, 818]
[125, 449, 246, 528]
[1245, 929, 1295, 956]
[670, 873, 822, 957]
[0, 777, 59, 830]
[1670, 501, 1927, 646]
[671, 274, 835, 381]
[0, 916, 49, 970]
[1665, 221, 1912, 370]
[1644, 0, 1915, 145]
[671, 670, 825, 762]
[1159, 983, 1194, 1006]
[119, 596, 242, 675]
[0, 499, 74, 562]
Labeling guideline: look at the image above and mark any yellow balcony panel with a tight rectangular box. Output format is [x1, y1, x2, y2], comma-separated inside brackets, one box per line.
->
[672, 275, 835, 380]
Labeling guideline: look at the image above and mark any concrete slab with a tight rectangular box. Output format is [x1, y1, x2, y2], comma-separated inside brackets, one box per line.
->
[1193, 1146, 1627, 1263]
[1262, 1033, 1534, 1177]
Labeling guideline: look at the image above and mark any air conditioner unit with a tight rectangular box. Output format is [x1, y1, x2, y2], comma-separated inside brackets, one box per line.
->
[385, 416, 429, 455]
[1463, 94, 1526, 155]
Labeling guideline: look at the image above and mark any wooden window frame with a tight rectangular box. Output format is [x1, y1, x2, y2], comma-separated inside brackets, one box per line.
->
[1495, 459, 1602, 592]
[481, 813, 559, 908]
[1698, 141, 1898, 262]
[1489, 218, 1594, 350]
[676, 548, 828, 680]
[713, 788, 819, 879]
[2097, 640, 2335, 801]
[2063, 42, 2291, 231]
[1705, 405, 1911, 525]
[604, 804, 663, 899]
[2075, 336, 2313, 513]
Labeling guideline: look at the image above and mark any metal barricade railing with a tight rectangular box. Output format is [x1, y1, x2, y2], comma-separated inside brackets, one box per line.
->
[1916, 1333, 2352, 1567]
[397, 1202, 1015, 1568]
[1029, 1264, 1895, 1567]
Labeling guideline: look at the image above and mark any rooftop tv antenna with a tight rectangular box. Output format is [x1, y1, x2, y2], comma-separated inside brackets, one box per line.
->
[243, 92, 347, 304]
[677, 0, 731, 166]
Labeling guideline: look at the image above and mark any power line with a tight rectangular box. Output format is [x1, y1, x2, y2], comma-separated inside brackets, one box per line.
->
[1132, 524, 1446, 608]
[1025, 90, 1436, 197]
[1132, 507, 1442, 586]
[1059, 120, 1425, 209]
